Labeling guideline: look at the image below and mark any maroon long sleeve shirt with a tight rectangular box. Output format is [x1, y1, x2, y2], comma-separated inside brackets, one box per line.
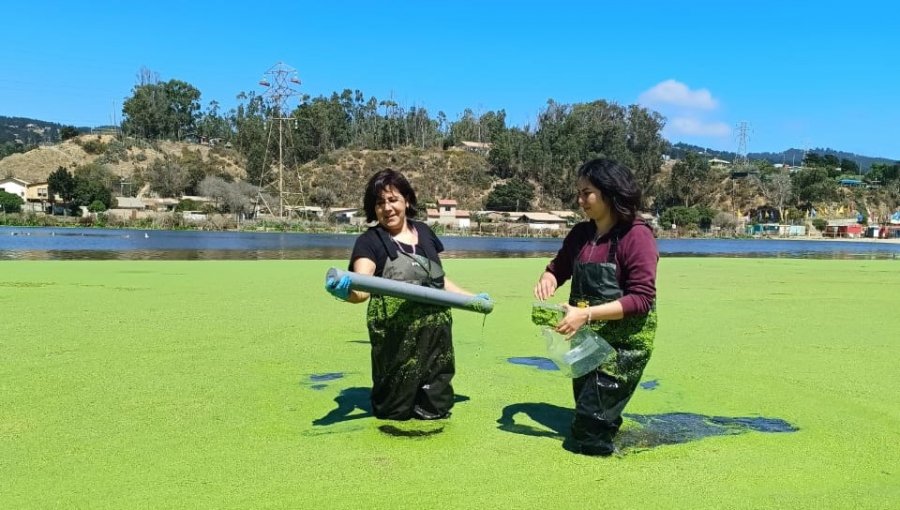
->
[545, 219, 658, 316]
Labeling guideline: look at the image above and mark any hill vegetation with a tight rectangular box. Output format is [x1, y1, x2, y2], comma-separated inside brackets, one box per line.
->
[2, 72, 899, 231]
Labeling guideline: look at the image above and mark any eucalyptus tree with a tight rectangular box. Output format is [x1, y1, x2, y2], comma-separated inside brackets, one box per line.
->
[232, 91, 270, 186]
[624, 105, 667, 200]
[668, 152, 713, 208]
[122, 79, 201, 140]
[196, 100, 232, 141]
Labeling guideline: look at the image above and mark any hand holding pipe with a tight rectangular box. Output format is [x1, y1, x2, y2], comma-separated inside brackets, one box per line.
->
[325, 268, 493, 314]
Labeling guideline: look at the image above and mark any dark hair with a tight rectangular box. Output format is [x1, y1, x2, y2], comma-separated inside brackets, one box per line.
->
[363, 168, 419, 222]
[577, 158, 642, 225]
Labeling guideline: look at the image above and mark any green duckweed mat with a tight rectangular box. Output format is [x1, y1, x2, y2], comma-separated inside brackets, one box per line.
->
[2, 258, 898, 508]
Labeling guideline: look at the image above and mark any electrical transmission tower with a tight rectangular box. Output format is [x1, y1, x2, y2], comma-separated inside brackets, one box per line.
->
[258, 62, 302, 218]
[730, 121, 753, 225]
[733, 121, 751, 169]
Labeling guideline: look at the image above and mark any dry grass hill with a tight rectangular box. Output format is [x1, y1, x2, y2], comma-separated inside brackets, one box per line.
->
[0, 135, 508, 210]
[0, 134, 246, 185]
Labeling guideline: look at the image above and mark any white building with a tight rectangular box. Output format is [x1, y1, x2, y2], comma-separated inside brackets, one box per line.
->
[0, 177, 29, 200]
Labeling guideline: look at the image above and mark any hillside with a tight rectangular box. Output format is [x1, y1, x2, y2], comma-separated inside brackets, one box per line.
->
[294, 147, 503, 210]
[668, 142, 896, 171]
[0, 135, 503, 209]
[0, 134, 246, 185]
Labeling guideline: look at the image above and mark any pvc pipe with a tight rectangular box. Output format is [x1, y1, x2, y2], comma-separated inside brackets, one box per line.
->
[326, 267, 493, 314]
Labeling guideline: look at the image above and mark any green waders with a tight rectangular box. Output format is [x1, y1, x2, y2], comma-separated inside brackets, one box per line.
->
[366, 246, 454, 420]
[568, 235, 657, 455]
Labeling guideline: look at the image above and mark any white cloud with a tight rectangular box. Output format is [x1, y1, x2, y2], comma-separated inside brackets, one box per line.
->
[668, 117, 731, 137]
[639, 79, 718, 110]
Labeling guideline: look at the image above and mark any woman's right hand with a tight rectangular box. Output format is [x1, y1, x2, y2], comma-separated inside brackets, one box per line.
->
[533, 272, 558, 301]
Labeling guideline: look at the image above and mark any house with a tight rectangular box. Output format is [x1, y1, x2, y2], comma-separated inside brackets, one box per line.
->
[25, 182, 51, 202]
[459, 141, 492, 153]
[145, 197, 179, 212]
[822, 219, 863, 238]
[181, 210, 208, 222]
[708, 158, 731, 168]
[515, 212, 567, 231]
[550, 210, 581, 225]
[0, 177, 29, 200]
[114, 197, 147, 210]
[106, 196, 149, 220]
[329, 207, 359, 224]
[22, 181, 59, 213]
[437, 199, 457, 216]
[474, 210, 509, 223]
[429, 199, 471, 228]
[747, 223, 807, 236]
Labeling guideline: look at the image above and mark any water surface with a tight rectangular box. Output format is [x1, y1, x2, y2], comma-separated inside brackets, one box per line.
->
[2, 226, 898, 260]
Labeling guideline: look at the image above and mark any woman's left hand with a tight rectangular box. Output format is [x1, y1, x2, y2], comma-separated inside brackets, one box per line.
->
[554, 304, 589, 336]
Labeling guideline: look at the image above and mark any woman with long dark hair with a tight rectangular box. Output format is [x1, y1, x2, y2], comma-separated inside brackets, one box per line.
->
[533, 158, 658, 456]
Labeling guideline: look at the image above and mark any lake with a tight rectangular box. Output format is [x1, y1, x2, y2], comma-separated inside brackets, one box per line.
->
[2, 226, 899, 260]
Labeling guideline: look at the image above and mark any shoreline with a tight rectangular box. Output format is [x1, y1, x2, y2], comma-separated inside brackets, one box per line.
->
[3, 222, 900, 244]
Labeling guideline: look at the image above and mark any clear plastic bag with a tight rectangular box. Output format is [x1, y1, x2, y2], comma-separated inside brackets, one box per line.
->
[542, 325, 613, 378]
[531, 302, 566, 327]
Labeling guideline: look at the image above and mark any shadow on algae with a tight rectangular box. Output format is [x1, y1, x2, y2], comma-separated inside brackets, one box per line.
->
[305, 371, 797, 450]
[496, 403, 797, 453]
[311, 386, 471, 437]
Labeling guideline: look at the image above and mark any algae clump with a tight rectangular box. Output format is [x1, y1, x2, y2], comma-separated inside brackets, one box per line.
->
[531, 303, 565, 327]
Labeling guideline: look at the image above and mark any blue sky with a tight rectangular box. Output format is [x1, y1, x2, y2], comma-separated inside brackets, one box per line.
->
[3, 1, 898, 159]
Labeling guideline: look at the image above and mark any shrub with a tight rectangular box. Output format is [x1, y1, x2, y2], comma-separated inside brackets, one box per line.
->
[81, 137, 108, 155]
[0, 190, 24, 213]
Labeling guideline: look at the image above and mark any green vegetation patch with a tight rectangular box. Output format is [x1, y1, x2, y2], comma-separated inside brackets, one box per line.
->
[2, 258, 899, 509]
[531, 302, 565, 326]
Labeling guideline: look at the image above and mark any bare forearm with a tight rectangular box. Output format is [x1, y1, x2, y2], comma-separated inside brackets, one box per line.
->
[442, 277, 471, 296]
[586, 300, 625, 322]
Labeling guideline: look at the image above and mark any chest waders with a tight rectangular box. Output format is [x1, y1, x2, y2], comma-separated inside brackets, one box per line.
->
[569, 233, 657, 455]
[366, 243, 454, 420]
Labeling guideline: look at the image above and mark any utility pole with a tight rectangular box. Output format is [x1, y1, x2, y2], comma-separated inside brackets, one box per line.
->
[258, 62, 302, 218]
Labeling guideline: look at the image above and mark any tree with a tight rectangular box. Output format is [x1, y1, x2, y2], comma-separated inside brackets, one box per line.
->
[143, 156, 190, 197]
[72, 176, 113, 210]
[485, 181, 534, 211]
[660, 206, 701, 231]
[196, 100, 232, 141]
[625, 105, 667, 200]
[803, 153, 823, 167]
[309, 187, 338, 214]
[60, 125, 79, 141]
[122, 78, 201, 140]
[751, 171, 793, 222]
[668, 152, 713, 207]
[232, 91, 269, 186]
[840, 158, 860, 175]
[0, 190, 24, 213]
[47, 166, 75, 204]
[792, 167, 838, 203]
[197, 176, 258, 218]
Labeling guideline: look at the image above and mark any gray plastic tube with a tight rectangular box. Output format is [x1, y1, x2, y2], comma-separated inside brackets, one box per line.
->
[326, 267, 493, 314]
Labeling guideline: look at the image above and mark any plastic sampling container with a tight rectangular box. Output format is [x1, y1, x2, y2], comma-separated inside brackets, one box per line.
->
[542, 325, 613, 378]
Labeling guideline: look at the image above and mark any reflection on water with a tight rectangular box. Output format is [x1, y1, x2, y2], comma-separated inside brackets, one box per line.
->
[2, 226, 899, 260]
